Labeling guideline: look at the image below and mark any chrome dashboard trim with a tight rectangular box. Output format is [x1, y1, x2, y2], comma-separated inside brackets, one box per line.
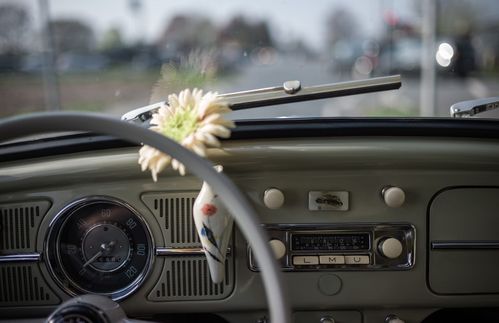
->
[155, 247, 231, 256]
[431, 241, 499, 250]
[0, 253, 41, 263]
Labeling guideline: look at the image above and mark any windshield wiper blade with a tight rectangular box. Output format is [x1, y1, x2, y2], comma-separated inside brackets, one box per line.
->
[122, 75, 402, 123]
[450, 97, 499, 118]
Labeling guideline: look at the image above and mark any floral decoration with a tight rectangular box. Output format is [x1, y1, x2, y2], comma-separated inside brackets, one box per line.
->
[201, 203, 218, 216]
[138, 88, 234, 181]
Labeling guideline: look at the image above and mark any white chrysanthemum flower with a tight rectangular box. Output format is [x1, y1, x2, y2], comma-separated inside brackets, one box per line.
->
[138, 88, 234, 181]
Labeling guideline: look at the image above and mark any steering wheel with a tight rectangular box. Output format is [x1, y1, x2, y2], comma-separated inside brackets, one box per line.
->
[0, 113, 291, 323]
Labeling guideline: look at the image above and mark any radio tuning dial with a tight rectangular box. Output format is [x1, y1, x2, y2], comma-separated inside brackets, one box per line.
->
[379, 237, 403, 259]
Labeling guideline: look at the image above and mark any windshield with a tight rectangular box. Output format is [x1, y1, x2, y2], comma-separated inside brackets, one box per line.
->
[0, 0, 498, 120]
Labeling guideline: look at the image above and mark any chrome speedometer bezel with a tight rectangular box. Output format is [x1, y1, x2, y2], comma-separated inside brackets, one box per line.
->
[45, 196, 154, 301]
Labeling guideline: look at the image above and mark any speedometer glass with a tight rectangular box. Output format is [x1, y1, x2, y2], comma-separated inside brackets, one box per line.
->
[46, 197, 153, 300]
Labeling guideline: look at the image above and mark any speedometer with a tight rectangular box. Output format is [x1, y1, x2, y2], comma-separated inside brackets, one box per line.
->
[45, 197, 153, 300]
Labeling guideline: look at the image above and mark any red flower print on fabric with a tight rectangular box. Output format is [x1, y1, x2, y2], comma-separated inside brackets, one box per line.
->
[201, 203, 217, 216]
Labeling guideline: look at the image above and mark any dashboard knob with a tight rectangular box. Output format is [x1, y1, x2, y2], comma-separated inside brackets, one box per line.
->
[382, 186, 405, 208]
[320, 316, 335, 323]
[269, 239, 287, 260]
[379, 237, 403, 259]
[263, 188, 285, 209]
[385, 314, 405, 323]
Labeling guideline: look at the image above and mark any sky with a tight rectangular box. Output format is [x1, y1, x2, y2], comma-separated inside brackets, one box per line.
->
[8, 0, 417, 51]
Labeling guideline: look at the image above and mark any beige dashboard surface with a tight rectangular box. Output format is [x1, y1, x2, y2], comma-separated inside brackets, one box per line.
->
[1, 136, 499, 322]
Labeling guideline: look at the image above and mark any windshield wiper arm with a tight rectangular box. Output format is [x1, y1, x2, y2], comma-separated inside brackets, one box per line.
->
[221, 75, 401, 110]
[450, 97, 499, 118]
[122, 75, 402, 123]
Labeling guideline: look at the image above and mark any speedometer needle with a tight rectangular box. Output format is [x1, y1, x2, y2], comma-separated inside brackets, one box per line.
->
[83, 250, 103, 268]
[83, 241, 116, 268]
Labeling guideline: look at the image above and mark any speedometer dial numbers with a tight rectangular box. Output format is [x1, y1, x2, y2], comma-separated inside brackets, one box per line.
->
[46, 197, 153, 300]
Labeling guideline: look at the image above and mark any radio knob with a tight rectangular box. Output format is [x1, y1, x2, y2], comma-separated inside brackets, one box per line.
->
[379, 237, 403, 259]
[269, 239, 287, 260]
[263, 188, 285, 209]
[382, 186, 405, 208]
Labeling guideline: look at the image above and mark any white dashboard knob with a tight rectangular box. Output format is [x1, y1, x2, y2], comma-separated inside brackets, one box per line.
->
[263, 188, 285, 209]
[379, 237, 403, 259]
[320, 317, 335, 323]
[269, 239, 287, 260]
[385, 314, 405, 323]
[382, 186, 405, 208]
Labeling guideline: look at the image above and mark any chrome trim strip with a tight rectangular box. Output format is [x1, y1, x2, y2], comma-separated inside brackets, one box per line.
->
[156, 247, 231, 256]
[0, 253, 41, 263]
[431, 241, 499, 250]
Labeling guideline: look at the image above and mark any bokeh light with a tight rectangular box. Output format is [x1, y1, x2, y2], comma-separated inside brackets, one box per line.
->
[435, 42, 454, 67]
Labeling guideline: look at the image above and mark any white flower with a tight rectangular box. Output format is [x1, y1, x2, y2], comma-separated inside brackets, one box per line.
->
[138, 89, 234, 181]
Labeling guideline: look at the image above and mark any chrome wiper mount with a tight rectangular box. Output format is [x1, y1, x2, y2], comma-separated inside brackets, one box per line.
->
[450, 97, 499, 118]
[122, 75, 402, 123]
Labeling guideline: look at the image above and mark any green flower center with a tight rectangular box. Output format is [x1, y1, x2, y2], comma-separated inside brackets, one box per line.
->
[162, 106, 199, 142]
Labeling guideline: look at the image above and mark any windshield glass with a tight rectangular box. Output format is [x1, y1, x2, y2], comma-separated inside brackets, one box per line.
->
[1, 0, 498, 120]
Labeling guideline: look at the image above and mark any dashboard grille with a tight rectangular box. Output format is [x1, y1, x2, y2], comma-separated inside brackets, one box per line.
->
[0, 200, 51, 252]
[142, 192, 235, 301]
[148, 257, 233, 301]
[0, 264, 60, 306]
[142, 192, 201, 247]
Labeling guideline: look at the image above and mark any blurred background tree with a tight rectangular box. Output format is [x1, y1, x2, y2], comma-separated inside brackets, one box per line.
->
[0, 3, 31, 72]
[0, 3, 30, 54]
[50, 19, 95, 53]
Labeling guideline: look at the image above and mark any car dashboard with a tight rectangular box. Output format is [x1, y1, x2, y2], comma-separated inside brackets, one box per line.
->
[1, 118, 499, 323]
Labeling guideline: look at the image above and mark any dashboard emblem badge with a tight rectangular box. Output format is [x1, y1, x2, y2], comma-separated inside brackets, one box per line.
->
[308, 191, 349, 211]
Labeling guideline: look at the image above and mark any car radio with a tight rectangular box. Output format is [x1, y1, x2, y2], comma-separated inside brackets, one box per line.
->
[248, 223, 415, 271]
